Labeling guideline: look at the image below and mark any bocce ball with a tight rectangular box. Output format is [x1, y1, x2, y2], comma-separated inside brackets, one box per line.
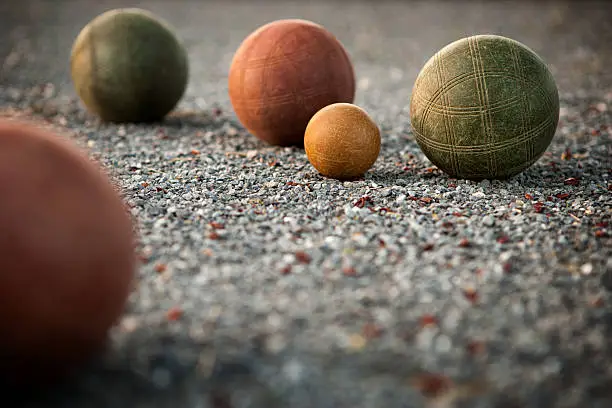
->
[304, 103, 380, 180]
[0, 120, 136, 385]
[70, 8, 189, 123]
[228, 19, 356, 147]
[410, 34, 559, 180]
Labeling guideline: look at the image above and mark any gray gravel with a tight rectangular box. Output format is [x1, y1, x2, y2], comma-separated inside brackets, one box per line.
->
[1, 1, 611, 407]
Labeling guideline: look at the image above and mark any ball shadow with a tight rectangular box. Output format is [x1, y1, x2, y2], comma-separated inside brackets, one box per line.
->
[365, 154, 600, 191]
[366, 167, 447, 187]
[162, 110, 219, 129]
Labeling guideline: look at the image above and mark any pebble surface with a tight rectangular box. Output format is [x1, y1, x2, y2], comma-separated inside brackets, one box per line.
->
[1, 1, 611, 407]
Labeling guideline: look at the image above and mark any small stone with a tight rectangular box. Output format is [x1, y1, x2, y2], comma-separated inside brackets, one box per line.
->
[435, 335, 452, 353]
[483, 215, 496, 227]
[265, 334, 287, 354]
[580, 263, 593, 275]
[151, 368, 172, 388]
[471, 191, 486, 199]
[347, 334, 367, 351]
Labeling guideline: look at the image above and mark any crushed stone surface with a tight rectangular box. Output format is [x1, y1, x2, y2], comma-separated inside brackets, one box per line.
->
[1, 1, 611, 407]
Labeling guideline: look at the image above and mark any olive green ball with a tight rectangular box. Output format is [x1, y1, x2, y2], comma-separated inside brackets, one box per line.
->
[410, 34, 559, 180]
[70, 8, 189, 123]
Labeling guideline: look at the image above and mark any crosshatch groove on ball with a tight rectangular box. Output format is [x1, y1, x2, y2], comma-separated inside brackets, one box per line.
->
[310, 25, 340, 117]
[411, 91, 522, 115]
[275, 26, 350, 117]
[261, 26, 306, 119]
[439, 50, 461, 177]
[412, 115, 555, 153]
[469, 37, 496, 175]
[434, 50, 459, 177]
[415, 70, 555, 113]
[411, 31, 560, 178]
[232, 87, 335, 107]
[510, 40, 532, 167]
[233, 23, 350, 138]
[414, 67, 556, 132]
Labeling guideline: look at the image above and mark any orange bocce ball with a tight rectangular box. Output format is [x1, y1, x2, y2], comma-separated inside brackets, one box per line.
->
[228, 19, 356, 147]
[0, 120, 136, 387]
[305, 103, 381, 180]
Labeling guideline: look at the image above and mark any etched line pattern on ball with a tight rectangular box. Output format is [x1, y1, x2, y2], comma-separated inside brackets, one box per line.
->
[466, 37, 486, 176]
[274, 28, 323, 118]
[412, 90, 521, 115]
[509, 40, 531, 166]
[232, 24, 294, 130]
[257, 25, 303, 118]
[415, 46, 558, 177]
[309, 26, 340, 115]
[234, 26, 345, 113]
[415, 71, 554, 120]
[414, 70, 552, 114]
[441, 49, 461, 176]
[481, 41, 499, 175]
[470, 37, 497, 175]
[411, 35, 560, 179]
[434, 50, 459, 176]
[413, 115, 555, 153]
[413, 71, 554, 122]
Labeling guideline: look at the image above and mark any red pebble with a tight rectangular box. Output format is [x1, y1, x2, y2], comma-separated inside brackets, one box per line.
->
[496, 236, 510, 244]
[420, 314, 438, 327]
[166, 307, 183, 321]
[413, 373, 452, 397]
[463, 288, 479, 303]
[564, 177, 580, 186]
[458, 238, 471, 247]
[533, 202, 544, 213]
[295, 251, 311, 264]
[0, 120, 136, 386]
[342, 266, 357, 276]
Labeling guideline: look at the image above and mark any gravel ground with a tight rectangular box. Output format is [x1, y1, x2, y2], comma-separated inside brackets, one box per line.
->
[1, 1, 611, 407]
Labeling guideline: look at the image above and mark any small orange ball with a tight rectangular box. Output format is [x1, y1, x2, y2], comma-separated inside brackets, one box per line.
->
[304, 103, 381, 180]
[0, 119, 136, 387]
[228, 19, 355, 147]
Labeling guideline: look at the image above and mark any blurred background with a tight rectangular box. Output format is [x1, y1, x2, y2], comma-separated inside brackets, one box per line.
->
[1, 0, 610, 111]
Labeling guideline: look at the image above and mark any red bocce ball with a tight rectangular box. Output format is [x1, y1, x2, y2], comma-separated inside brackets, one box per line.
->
[228, 19, 356, 146]
[0, 119, 136, 386]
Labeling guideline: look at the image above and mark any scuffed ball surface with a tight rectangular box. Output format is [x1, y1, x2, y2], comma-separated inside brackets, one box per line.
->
[70, 8, 188, 123]
[0, 119, 136, 385]
[305, 103, 380, 180]
[410, 34, 559, 180]
[228, 19, 355, 146]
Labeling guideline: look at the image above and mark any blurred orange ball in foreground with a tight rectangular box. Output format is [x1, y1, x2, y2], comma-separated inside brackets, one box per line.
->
[305, 103, 380, 180]
[0, 120, 136, 386]
[228, 19, 356, 146]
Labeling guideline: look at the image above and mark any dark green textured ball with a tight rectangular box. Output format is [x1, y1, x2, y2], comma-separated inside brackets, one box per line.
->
[410, 34, 559, 180]
[70, 8, 189, 123]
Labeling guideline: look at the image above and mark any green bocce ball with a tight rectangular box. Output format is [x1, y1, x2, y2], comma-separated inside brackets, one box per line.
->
[70, 8, 189, 123]
[410, 34, 560, 180]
